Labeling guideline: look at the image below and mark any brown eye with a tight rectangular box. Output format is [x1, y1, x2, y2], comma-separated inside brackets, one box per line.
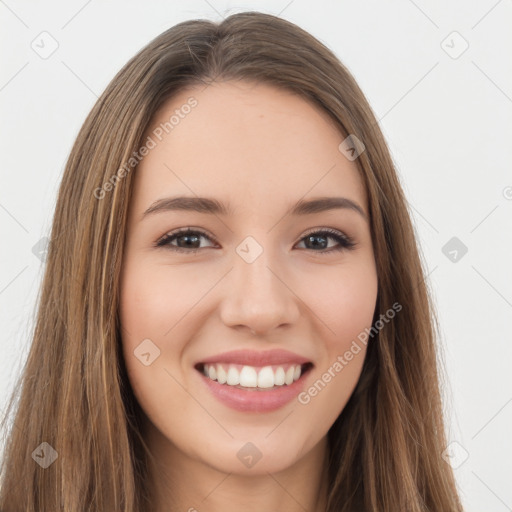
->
[155, 227, 356, 254]
[296, 229, 356, 254]
[155, 229, 216, 253]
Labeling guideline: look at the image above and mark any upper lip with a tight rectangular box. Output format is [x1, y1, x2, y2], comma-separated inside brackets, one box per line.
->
[197, 349, 311, 367]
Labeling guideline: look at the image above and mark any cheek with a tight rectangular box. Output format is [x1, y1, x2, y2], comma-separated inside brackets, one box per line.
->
[305, 257, 378, 348]
[118, 259, 181, 400]
[118, 259, 201, 429]
[119, 257, 203, 347]
[296, 258, 377, 414]
[297, 346, 367, 436]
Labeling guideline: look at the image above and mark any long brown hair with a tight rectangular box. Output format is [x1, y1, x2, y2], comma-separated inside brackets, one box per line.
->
[0, 11, 463, 511]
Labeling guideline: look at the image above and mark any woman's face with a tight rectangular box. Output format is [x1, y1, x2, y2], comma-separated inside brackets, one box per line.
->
[119, 80, 378, 475]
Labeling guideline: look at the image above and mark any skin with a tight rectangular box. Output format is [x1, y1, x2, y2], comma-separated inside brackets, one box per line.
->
[119, 80, 378, 512]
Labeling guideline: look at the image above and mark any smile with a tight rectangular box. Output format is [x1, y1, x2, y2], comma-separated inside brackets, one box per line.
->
[199, 362, 312, 390]
[194, 349, 314, 412]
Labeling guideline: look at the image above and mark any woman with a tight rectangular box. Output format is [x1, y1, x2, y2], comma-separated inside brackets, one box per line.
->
[0, 11, 464, 512]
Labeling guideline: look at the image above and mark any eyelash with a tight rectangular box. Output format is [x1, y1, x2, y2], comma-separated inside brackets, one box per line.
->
[154, 227, 357, 255]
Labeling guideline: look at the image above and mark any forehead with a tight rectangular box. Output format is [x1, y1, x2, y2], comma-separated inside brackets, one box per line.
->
[132, 80, 367, 218]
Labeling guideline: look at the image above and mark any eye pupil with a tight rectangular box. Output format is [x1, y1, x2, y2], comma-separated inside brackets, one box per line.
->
[178, 234, 200, 248]
[305, 234, 327, 249]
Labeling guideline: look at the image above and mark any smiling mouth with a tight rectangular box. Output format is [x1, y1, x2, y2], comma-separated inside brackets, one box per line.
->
[195, 362, 313, 390]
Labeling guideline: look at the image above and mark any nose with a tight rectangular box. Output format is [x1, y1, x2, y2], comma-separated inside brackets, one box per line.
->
[219, 249, 300, 337]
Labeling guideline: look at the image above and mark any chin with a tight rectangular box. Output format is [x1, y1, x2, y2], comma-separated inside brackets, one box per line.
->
[190, 431, 317, 476]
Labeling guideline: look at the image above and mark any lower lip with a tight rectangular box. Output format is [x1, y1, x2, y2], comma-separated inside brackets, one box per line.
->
[198, 368, 310, 412]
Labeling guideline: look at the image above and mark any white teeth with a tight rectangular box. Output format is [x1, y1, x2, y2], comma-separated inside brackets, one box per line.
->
[257, 366, 274, 388]
[274, 367, 285, 386]
[226, 366, 240, 386]
[202, 363, 304, 389]
[284, 366, 295, 385]
[239, 366, 258, 387]
[216, 364, 227, 384]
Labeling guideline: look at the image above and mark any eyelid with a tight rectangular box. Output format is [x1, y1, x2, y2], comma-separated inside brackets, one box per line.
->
[297, 227, 357, 252]
[154, 227, 218, 249]
[154, 226, 357, 253]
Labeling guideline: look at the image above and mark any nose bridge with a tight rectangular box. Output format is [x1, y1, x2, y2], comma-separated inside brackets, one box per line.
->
[220, 237, 298, 334]
[237, 244, 278, 295]
[235, 238, 284, 302]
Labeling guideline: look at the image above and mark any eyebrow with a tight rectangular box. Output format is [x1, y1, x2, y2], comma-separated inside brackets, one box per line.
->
[142, 195, 368, 221]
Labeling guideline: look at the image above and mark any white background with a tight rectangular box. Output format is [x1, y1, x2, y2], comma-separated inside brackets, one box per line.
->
[1, 1, 511, 510]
